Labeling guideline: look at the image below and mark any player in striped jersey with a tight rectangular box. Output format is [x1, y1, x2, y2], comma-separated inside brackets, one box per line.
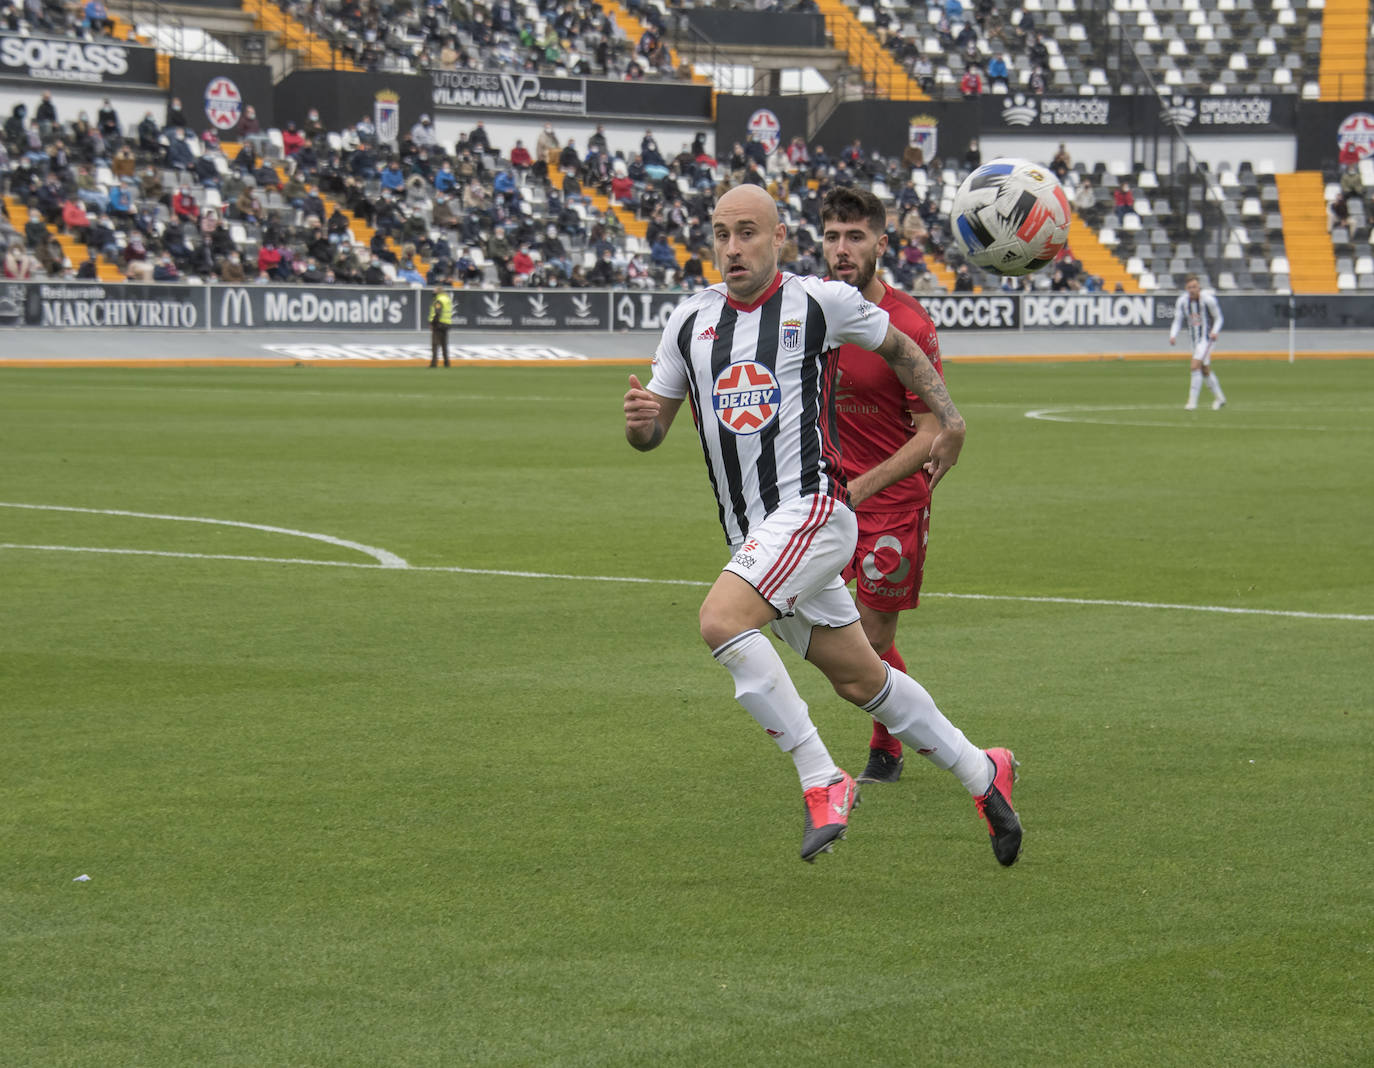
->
[1170, 274, 1228, 411]
[821, 187, 947, 788]
[623, 185, 1023, 865]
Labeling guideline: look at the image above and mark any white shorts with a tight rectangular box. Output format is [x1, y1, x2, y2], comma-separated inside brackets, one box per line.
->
[1191, 339, 1215, 366]
[722, 493, 861, 657]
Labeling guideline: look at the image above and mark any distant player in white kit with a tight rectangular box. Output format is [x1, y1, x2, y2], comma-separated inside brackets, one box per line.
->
[622, 184, 1023, 866]
[1170, 274, 1228, 411]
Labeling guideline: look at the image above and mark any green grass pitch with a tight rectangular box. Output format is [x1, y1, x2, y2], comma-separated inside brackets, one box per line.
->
[1, 357, 1371, 1066]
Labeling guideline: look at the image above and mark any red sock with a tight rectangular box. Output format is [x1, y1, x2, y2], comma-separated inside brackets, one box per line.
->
[870, 645, 906, 757]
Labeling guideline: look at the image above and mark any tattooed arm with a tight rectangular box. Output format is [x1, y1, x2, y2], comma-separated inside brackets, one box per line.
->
[873, 324, 966, 487]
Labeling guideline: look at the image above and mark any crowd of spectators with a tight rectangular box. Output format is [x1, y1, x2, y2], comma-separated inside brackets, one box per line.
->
[3, 85, 1111, 295]
[2, 0, 129, 41]
[285, 0, 686, 80]
[872, 0, 1057, 99]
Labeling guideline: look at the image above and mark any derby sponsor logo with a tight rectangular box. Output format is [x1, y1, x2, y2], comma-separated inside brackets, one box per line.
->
[919, 296, 1018, 330]
[204, 76, 243, 131]
[712, 361, 780, 435]
[1022, 295, 1157, 328]
[0, 36, 130, 82]
[37, 284, 198, 327]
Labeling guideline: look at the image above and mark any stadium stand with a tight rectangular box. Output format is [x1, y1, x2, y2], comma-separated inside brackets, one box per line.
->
[4, 0, 1373, 295]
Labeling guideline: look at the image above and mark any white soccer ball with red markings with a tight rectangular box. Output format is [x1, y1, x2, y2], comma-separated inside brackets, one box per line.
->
[950, 158, 1072, 277]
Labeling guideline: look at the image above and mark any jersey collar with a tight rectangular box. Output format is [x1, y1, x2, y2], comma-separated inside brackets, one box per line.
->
[725, 271, 783, 313]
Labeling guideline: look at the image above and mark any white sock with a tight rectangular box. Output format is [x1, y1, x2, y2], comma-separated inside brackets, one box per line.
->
[1206, 371, 1225, 402]
[862, 665, 994, 796]
[1188, 369, 1203, 405]
[712, 630, 837, 789]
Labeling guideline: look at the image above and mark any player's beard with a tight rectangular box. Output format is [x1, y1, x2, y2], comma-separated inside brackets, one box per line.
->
[829, 250, 878, 294]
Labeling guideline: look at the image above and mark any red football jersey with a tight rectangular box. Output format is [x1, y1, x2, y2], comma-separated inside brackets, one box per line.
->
[834, 282, 943, 514]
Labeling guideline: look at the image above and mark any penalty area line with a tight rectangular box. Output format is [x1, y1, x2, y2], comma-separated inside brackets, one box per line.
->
[1, 542, 1369, 622]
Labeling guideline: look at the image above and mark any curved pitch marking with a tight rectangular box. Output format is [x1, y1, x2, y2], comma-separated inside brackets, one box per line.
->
[0, 502, 410, 569]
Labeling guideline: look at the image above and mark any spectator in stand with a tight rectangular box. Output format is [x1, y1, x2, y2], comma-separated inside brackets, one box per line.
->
[5, 242, 35, 279]
[281, 122, 305, 157]
[1340, 164, 1365, 205]
[219, 251, 246, 282]
[468, 121, 491, 155]
[1050, 144, 1072, 182]
[1027, 32, 1049, 71]
[85, 0, 115, 35]
[1074, 177, 1095, 214]
[165, 129, 194, 171]
[60, 196, 91, 241]
[379, 159, 405, 195]
[36, 92, 57, 137]
[96, 98, 120, 140]
[510, 140, 532, 172]
[486, 224, 513, 286]
[1328, 192, 1350, 230]
[1028, 65, 1048, 95]
[536, 123, 560, 170]
[152, 251, 180, 281]
[106, 181, 133, 222]
[164, 97, 186, 131]
[510, 243, 535, 285]
[912, 54, 935, 94]
[455, 248, 483, 286]
[649, 232, 677, 278]
[170, 186, 198, 224]
[1113, 180, 1136, 223]
[964, 139, 981, 170]
[960, 65, 984, 99]
[411, 114, 439, 149]
[363, 256, 388, 285]
[987, 54, 1009, 91]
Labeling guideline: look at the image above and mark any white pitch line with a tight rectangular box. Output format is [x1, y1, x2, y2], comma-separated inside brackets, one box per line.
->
[0, 502, 408, 569]
[1, 542, 1368, 622]
[1023, 404, 1370, 432]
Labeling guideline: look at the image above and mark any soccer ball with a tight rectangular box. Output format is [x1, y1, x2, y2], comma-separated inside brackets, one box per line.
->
[950, 158, 1072, 276]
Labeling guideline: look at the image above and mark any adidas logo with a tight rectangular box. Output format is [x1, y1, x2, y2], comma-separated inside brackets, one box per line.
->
[697, 326, 718, 341]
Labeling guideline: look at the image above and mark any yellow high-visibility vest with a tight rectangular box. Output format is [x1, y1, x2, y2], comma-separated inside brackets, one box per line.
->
[430, 291, 453, 326]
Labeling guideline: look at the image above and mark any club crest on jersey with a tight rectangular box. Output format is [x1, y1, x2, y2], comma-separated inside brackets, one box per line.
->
[712, 360, 780, 435]
[780, 319, 802, 351]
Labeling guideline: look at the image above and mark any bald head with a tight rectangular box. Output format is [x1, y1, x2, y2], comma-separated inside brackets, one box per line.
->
[713, 183, 778, 228]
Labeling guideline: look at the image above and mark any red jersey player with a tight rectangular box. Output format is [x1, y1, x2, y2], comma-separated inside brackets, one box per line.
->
[822, 187, 944, 786]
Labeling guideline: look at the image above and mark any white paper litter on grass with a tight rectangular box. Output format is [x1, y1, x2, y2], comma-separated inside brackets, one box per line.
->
[72, 874, 91, 882]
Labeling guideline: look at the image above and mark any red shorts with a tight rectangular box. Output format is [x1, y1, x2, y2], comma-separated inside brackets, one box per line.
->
[841, 506, 930, 613]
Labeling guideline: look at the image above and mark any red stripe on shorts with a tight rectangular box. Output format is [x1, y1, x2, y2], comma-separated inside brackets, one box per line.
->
[759, 495, 834, 599]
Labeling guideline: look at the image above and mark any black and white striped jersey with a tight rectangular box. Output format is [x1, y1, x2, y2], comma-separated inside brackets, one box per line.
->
[1170, 290, 1223, 346]
[647, 272, 891, 545]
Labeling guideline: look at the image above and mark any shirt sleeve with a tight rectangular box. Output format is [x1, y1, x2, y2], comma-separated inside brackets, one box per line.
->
[1206, 293, 1223, 333]
[645, 303, 691, 399]
[1170, 295, 1184, 340]
[809, 277, 891, 352]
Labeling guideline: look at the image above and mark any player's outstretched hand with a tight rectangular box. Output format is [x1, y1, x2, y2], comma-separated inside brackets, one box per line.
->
[923, 423, 966, 489]
[624, 374, 661, 440]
